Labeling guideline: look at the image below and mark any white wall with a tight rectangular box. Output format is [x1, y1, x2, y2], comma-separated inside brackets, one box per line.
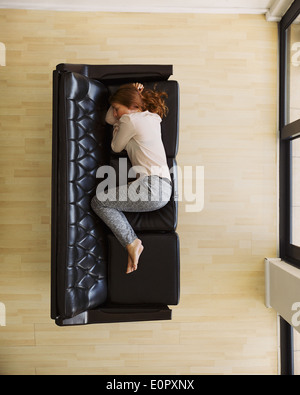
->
[0, 0, 292, 18]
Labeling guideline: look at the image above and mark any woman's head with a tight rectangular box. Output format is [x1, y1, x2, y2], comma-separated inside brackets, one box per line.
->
[109, 83, 168, 119]
[110, 84, 144, 119]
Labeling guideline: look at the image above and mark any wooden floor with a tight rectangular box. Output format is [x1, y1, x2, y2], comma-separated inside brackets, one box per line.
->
[0, 9, 278, 374]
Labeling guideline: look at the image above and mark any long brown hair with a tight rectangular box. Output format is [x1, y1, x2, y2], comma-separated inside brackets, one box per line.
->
[109, 84, 168, 119]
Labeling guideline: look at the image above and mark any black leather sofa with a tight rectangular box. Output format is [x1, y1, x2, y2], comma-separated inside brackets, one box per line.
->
[51, 64, 180, 326]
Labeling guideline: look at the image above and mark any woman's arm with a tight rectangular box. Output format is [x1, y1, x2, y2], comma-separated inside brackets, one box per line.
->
[111, 115, 136, 153]
[105, 106, 118, 125]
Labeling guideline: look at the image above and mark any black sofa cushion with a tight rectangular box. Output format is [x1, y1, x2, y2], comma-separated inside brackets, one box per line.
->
[108, 233, 180, 305]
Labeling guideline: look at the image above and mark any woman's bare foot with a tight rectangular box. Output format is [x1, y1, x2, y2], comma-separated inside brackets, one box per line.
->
[126, 238, 144, 274]
[126, 254, 135, 274]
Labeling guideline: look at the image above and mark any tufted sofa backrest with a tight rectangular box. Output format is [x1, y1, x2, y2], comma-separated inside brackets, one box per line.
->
[52, 71, 110, 318]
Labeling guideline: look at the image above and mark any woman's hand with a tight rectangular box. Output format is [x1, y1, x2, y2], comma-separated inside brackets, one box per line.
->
[133, 82, 144, 93]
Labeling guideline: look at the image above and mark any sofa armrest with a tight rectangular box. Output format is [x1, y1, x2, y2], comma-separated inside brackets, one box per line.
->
[56, 64, 173, 84]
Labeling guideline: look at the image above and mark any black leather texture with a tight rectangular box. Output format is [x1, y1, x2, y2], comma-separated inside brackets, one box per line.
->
[53, 72, 110, 318]
[108, 233, 180, 305]
[56, 64, 173, 84]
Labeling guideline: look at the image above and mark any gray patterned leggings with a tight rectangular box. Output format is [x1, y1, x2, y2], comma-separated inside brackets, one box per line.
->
[91, 175, 172, 248]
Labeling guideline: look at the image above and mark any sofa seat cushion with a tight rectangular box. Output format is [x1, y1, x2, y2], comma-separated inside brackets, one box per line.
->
[107, 232, 180, 305]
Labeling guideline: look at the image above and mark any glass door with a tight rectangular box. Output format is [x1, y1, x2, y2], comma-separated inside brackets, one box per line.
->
[279, 0, 300, 375]
[280, 3, 300, 269]
[291, 138, 300, 247]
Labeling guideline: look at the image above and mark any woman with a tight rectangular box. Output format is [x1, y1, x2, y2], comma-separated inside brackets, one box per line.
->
[91, 83, 172, 274]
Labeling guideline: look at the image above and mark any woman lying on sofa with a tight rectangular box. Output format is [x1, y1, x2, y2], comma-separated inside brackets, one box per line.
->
[91, 83, 172, 274]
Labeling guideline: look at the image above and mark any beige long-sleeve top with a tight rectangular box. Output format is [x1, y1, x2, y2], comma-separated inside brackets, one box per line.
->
[105, 106, 171, 181]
